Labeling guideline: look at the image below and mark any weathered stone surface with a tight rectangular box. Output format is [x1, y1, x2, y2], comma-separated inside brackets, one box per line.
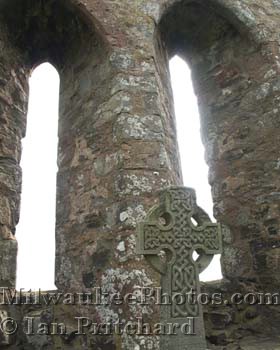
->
[138, 187, 222, 349]
[0, 0, 278, 349]
[0, 240, 17, 287]
[239, 337, 280, 350]
[0, 309, 11, 345]
[160, 0, 280, 288]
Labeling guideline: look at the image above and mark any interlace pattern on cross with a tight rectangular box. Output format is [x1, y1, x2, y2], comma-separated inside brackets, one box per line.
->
[143, 188, 221, 318]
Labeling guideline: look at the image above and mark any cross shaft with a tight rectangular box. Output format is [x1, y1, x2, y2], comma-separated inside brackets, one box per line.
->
[138, 187, 222, 349]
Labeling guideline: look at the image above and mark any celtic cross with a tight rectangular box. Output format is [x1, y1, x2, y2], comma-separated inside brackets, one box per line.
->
[137, 187, 222, 350]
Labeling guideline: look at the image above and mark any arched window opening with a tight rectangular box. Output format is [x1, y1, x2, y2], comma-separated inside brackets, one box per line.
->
[16, 63, 59, 291]
[169, 55, 222, 282]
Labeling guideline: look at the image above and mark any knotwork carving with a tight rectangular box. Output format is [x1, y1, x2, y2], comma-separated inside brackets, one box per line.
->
[137, 187, 222, 350]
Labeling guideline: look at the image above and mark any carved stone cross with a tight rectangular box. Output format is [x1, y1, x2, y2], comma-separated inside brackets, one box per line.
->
[138, 187, 222, 350]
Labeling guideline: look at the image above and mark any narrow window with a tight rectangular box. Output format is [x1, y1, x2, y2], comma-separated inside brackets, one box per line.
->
[16, 63, 59, 290]
[169, 56, 222, 281]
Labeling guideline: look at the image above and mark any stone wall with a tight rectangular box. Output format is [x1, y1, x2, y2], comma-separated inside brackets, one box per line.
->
[159, 0, 280, 289]
[0, 0, 279, 349]
[0, 23, 28, 288]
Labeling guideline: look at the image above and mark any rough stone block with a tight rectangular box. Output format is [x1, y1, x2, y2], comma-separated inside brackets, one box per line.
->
[0, 240, 17, 287]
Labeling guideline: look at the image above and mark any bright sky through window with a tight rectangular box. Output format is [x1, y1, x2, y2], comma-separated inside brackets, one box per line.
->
[169, 56, 222, 282]
[16, 63, 59, 291]
[16, 57, 221, 290]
